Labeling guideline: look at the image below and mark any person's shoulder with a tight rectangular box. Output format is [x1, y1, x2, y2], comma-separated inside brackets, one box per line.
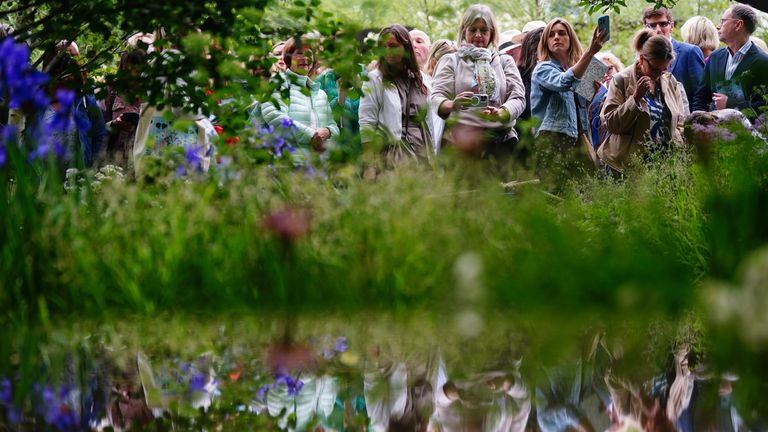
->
[751, 45, 768, 62]
[673, 39, 702, 56]
[710, 47, 729, 58]
[534, 60, 556, 70]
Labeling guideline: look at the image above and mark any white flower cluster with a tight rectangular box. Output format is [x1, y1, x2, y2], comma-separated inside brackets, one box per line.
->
[64, 165, 125, 192]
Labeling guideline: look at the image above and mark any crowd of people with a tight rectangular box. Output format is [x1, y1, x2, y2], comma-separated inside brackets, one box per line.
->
[3, 3, 768, 190]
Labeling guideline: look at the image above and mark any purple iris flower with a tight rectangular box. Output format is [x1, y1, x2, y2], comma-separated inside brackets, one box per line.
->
[256, 384, 270, 402]
[0, 37, 50, 111]
[0, 378, 11, 404]
[0, 143, 6, 168]
[0, 378, 21, 425]
[274, 371, 303, 397]
[185, 145, 205, 172]
[49, 90, 76, 132]
[280, 117, 295, 129]
[189, 373, 206, 392]
[335, 337, 348, 353]
[41, 385, 78, 431]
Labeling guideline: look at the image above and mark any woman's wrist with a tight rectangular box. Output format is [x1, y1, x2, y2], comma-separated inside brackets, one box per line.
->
[500, 107, 510, 123]
[438, 100, 453, 117]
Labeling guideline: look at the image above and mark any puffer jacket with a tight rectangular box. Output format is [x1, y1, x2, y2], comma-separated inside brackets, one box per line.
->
[261, 70, 340, 150]
[598, 64, 685, 172]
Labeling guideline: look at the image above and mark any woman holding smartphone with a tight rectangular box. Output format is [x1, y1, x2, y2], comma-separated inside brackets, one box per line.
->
[430, 4, 526, 158]
[530, 17, 606, 191]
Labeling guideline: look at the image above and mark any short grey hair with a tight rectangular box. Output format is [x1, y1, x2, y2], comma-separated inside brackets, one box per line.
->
[729, 4, 758, 35]
[457, 4, 499, 48]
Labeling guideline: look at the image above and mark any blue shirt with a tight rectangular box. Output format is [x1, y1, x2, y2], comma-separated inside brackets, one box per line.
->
[725, 40, 753, 80]
[531, 58, 589, 138]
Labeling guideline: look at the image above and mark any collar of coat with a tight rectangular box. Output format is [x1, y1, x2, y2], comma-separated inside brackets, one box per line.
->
[283, 69, 318, 91]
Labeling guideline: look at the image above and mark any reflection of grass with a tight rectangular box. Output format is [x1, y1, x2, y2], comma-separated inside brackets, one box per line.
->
[2, 126, 768, 417]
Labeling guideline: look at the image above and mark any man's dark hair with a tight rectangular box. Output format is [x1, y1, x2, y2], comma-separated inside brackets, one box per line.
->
[642, 6, 674, 25]
[730, 4, 758, 35]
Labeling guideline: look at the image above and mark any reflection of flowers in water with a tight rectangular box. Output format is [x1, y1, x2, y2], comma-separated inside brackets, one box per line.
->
[263, 206, 312, 245]
[41, 385, 79, 431]
[315, 335, 348, 360]
[275, 371, 304, 397]
[255, 370, 305, 402]
[0, 378, 22, 425]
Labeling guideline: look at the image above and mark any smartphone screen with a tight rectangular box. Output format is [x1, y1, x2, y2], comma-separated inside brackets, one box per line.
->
[598, 15, 610, 42]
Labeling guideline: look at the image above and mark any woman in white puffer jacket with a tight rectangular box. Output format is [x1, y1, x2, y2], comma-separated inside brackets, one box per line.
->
[261, 37, 339, 163]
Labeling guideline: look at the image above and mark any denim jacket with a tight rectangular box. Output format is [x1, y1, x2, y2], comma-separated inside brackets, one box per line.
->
[530, 59, 588, 138]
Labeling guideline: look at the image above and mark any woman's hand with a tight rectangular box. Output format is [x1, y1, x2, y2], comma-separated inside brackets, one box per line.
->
[481, 106, 510, 123]
[453, 91, 475, 110]
[310, 127, 330, 152]
[633, 76, 652, 104]
[438, 91, 475, 117]
[587, 27, 608, 56]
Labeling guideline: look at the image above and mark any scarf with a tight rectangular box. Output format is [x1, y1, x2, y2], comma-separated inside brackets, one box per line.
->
[457, 43, 500, 103]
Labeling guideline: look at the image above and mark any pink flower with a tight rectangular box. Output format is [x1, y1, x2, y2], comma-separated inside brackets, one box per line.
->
[263, 207, 311, 244]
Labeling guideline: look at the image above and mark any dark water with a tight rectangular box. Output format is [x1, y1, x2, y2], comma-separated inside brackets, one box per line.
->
[1, 315, 763, 431]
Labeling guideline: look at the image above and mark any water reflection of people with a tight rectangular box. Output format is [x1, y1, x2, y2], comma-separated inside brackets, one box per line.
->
[364, 346, 433, 431]
[265, 374, 338, 431]
[535, 333, 613, 432]
[428, 356, 531, 431]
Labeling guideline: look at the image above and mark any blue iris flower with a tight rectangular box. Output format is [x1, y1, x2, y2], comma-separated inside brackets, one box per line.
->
[280, 117, 295, 129]
[185, 145, 205, 172]
[256, 384, 270, 402]
[41, 385, 78, 432]
[274, 371, 304, 397]
[335, 337, 348, 353]
[0, 37, 50, 111]
[189, 372, 206, 392]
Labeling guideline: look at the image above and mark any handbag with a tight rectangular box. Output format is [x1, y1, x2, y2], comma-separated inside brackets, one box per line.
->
[574, 93, 599, 169]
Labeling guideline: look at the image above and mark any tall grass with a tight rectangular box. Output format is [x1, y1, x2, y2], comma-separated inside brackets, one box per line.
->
[2, 123, 768, 419]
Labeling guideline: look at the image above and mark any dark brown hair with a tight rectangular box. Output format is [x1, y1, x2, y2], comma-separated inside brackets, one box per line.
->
[642, 7, 673, 25]
[119, 48, 146, 72]
[377, 24, 426, 94]
[633, 28, 674, 62]
[41, 50, 85, 89]
[517, 27, 544, 72]
[282, 37, 319, 76]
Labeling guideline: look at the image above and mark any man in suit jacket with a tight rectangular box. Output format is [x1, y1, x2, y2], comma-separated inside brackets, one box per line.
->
[693, 4, 768, 115]
[643, 7, 705, 108]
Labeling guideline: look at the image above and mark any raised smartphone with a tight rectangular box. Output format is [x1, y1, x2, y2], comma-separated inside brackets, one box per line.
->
[597, 15, 610, 42]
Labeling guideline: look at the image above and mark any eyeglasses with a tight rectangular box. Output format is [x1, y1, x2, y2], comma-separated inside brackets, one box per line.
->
[645, 21, 671, 29]
[719, 18, 740, 25]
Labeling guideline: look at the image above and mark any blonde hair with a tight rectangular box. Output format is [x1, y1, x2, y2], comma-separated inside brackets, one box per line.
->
[457, 4, 499, 48]
[680, 16, 718, 54]
[595, 52, 624, 71]
[633, 28, 674, 62]
[751, 36, 768, 53]
[427, 39, 457, 75]
[537, 18, 582, 67]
